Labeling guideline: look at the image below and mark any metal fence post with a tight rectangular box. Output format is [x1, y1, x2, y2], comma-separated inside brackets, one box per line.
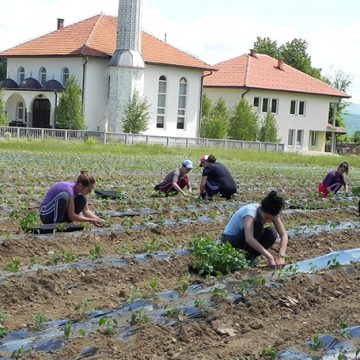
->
[17, 127, 20, 139]
[166, 137, 169, 146]
[64, 130, 68, 141]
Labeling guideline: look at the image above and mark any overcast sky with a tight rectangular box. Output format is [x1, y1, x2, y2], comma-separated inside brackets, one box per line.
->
[1, 0, 360, 103]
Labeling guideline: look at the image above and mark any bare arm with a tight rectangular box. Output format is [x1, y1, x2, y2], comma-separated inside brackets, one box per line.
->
[243, 216, 276, 266]
[199, 176, 207, 195]
[67, 198, 103, 226]
[273, 216, 288, 265]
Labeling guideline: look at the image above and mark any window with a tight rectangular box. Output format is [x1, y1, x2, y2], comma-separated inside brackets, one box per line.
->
[262, 98, 269, 113]
[296, 130, 304, 146]
[290, 100, 296, 115]
[271, 99, 278, 114]
[156, 76, 167, 128]
[39, 67, 47, 86]
[309, 131, 318, 147]
[288, 129, 295, 146]
[298, 101, 305, 116]
[16, 101, 25, 121]
[177, 77, 187, 129]
[253, 97, 260, 108]
[62, 67, 69, 85]
[18, 67, 25, 84]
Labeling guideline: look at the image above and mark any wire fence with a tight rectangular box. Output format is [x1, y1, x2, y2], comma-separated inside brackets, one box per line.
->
[0, 126, 285, 152]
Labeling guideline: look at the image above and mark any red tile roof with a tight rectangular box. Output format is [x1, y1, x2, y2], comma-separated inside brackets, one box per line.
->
[204, 52, 350, 98]
[0, 15, 212, 71]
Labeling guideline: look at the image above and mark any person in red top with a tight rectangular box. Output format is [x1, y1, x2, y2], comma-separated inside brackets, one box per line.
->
[318, 161, 349, 197]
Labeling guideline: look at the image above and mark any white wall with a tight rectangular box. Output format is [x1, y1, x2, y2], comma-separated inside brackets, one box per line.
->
[6, 57, 83, 86]
[205, 87, 339, 152]
[144, 64, 203, 138]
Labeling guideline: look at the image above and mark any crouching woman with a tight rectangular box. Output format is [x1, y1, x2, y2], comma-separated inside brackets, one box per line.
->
[221, 191, 288, 268]
[39, 169, 103, 227]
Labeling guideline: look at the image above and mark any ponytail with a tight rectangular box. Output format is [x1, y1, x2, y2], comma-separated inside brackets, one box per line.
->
[261, 190, 285, 216]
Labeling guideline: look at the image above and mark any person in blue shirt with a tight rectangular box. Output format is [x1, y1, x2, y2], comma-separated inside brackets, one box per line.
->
[221, 191, 288, 268]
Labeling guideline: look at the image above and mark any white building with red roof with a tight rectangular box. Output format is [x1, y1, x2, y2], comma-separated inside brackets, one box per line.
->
[0, 11, 213, 137]
[204, 50, 350, 152]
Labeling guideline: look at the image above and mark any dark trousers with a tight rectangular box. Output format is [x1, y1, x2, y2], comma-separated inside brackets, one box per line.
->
[40, 192, 86, 224]
[202, 180, 236, 200]
[221, 219, 277, 261]
[154, 177, 189, 194]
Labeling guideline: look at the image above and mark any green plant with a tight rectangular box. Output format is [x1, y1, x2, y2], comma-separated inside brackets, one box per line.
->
[260, 346, 277, 360]
[211, 287, 228, 302]
[177, 273, 191, 293]
[10, 346, 26, 359]
[117, 243, 135, 255]
[63, 248, 76, 263]
[74, 299, 93, 317]
[309, 333, 324, 351]
[32, 313, 48, 331]
[89, 243, 104, 261]
[327, 255, 341, 269]
[145, 277, 160, 293]
[189, 234, 249, 276]
[78, 329, 86, 337]
[143, 238, 159, 253]
[126, 287, 140, 304]
[20, 211, 39, 233]
[338, 319, 348, 336]
[63, 322, 72, 340]
[130, 308, 150, 326]
[165, 308, 184, 322]
[0, 312, 10, 324]
[4, 257, 21, 272]
[0, 327, 8, 338]
[98, 316, 118, 335]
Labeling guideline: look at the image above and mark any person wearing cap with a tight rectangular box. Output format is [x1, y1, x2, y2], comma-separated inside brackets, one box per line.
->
[154, 160, 193, 196]
[318, 161, 349, 197]
[199, 154, 237, 200]
[222, 191, 288, 268]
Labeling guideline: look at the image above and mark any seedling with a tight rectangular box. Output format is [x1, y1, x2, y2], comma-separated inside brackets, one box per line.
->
[260, 346, 277, 360]
[32, 313, 48, 331]
[50, 251, 62, 265]
[20, 211, 39, 233]
[309, 333, 324, 351]
[166, 308, 184, 322]
[89, 243, 104, 261]
[10, 346, 26, 359]
[194, 299, 208, 312]
[0, 312, 11, 324]
[338, 320, 349, 337]
[74, 299, 93, 317]
[0, 327, 8, 338]
[130, 308, 150, 326]
[327, 255, 341, 269]
[117, 243, 135, 255]
[126, 287, 140, 304]
[63, 248, 76, 263]
[177, 273, 191, 293]
[143, 238, 160, 253]
[63, 322, 72, 340]
[78, 329, 86, 337]
[4, 257, 21, 272]
[98, 316, 118, 335]
[211, 287, 228, 302]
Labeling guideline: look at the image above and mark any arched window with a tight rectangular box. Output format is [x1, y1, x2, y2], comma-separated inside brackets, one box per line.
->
[16, 101, 25, 121]
[39, 67, 47, 86]
[156, 75, 167, 128]
[177, 77, 187, 129]
[62, 67, 69, 86]
[18, 67, 25, 84]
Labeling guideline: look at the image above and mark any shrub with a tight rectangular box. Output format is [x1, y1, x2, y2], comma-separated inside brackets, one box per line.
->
[189, 235, 249, 276]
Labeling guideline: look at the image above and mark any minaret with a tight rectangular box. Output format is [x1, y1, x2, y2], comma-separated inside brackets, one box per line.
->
[108, 0, 145, 132]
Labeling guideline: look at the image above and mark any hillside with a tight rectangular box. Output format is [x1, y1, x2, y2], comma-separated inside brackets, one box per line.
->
[344, 112, 360, 135]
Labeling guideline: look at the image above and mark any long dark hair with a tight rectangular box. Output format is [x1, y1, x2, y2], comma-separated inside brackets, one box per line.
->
[261, 191, 285, 216]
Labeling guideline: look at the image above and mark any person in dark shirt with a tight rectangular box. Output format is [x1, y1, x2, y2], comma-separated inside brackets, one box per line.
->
[199, 154, 237, 199]
[318, 161, 349, 197]
[154, 160, 193, 196]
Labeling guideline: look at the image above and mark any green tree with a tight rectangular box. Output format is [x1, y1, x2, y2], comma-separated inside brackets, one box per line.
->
[259, 112, 279, 142]
[328, 70, 352, 128]
[55, 75, 84, 129]
[0, 59, 6, 81]
[253, 36, 280, 58]
[279, 38, 322, 79]
[201, 98, 229, 139]
[0, 89, 8, 126]
[228, 98, 259, 141]
[200, 93, 212, 137]
[122, 91, 150, 134]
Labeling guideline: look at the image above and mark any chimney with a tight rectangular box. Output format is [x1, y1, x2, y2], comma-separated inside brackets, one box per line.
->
[277, 59, 284, 71]
[249, 49, 257, 57]
[57, 18, 64, 30]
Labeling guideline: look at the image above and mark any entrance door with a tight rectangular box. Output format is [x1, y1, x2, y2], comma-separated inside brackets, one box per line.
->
[32, 99, 50, 128]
